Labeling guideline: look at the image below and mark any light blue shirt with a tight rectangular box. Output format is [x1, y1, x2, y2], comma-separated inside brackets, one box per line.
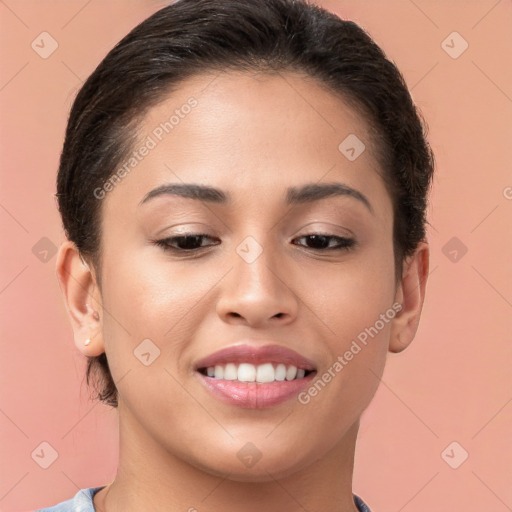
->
[35, 486, 372, 511]
[35, 487, 105, 512]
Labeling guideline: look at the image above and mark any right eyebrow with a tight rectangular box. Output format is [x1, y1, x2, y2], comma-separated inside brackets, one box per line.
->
[139, 181, 374, 215]
[139, 183, 228, 206]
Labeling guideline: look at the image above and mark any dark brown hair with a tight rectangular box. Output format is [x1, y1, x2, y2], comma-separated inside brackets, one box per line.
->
[56, 0, 435, 408]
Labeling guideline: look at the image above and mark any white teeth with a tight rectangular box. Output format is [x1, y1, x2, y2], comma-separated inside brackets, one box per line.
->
[214, 365, 224, 379]
[256, 363, 274, 383]
[238, 363, 256, 382]
[285, 365, 297, 381]
[224, 363, 237, 380]
[275, 364, 287, 381]
[203, 363, 310, 382]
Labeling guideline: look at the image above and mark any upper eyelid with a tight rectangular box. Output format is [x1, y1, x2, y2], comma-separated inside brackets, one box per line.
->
[156, 232, 355, 249]
[159, 232, 353, 240]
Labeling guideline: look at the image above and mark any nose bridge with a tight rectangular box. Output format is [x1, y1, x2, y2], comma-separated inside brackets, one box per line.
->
[236, 234, 280, 289]
[216, 232, 298, 325]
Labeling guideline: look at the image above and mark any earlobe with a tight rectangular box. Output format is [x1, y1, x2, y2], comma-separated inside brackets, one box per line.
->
[389, 242, 430, 353]
[55, 241, 105, 356]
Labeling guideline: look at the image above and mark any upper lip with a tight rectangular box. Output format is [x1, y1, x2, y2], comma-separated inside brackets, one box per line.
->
[194, 343, 317, 371]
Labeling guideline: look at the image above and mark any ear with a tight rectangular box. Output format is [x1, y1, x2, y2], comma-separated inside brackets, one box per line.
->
[389, 241, 429, 353]
[55, 241, 105, 356]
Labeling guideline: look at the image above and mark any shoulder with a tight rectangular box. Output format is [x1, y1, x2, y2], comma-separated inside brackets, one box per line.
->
[354, 493, 373, 512]
[34, 488, 371, 512]
[34, 486, 105, 512]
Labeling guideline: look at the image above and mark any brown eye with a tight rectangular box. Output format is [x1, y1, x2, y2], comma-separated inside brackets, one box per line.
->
[155, 234, 220, 252]
[293, 234, 356, 251]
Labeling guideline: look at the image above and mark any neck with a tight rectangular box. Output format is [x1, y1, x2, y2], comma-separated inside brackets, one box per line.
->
[95, 401, 361, 512]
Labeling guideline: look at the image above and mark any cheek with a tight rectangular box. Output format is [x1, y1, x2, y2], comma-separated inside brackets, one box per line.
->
[308, 238, 396, 344]
[97, 253, 207, 415]
[99, 249, 225, 359]
[104, 247, 189, 315]
[299, 240, 396, 410]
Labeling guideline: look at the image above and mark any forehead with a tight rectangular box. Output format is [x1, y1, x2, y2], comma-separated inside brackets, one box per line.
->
[142, 69, 375, 156]
[102, 70, 391, 219]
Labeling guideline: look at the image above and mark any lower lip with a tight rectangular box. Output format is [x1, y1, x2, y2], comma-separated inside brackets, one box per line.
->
[196, 371, 316, 409]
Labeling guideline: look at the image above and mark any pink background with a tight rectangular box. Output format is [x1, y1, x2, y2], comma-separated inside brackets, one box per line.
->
[1, 1, 511, 510]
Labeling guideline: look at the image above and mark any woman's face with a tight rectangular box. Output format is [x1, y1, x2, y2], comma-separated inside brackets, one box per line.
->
[95, 70, 400, 479]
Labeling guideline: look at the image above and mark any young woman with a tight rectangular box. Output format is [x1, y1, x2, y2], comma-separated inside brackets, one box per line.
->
[40, 0, 434, 510]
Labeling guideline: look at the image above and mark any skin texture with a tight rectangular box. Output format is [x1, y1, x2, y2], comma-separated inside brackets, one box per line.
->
[57, 70, 429, 512]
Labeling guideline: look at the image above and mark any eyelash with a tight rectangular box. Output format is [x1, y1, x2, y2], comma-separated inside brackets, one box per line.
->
[153, 233, 357, 253]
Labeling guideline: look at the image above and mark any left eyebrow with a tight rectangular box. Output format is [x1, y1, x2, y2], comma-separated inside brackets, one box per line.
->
[139, 181, 374, 215]
[286, 182, 374, 215]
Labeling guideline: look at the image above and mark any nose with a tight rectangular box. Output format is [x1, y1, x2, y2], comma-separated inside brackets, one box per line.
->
[216, 238, 299, 328]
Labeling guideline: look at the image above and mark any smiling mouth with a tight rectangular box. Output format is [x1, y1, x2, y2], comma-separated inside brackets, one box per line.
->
[197, 362, 316, 383]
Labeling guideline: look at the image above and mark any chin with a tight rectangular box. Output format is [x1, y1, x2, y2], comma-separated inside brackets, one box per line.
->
[188, 447, 315, 483]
